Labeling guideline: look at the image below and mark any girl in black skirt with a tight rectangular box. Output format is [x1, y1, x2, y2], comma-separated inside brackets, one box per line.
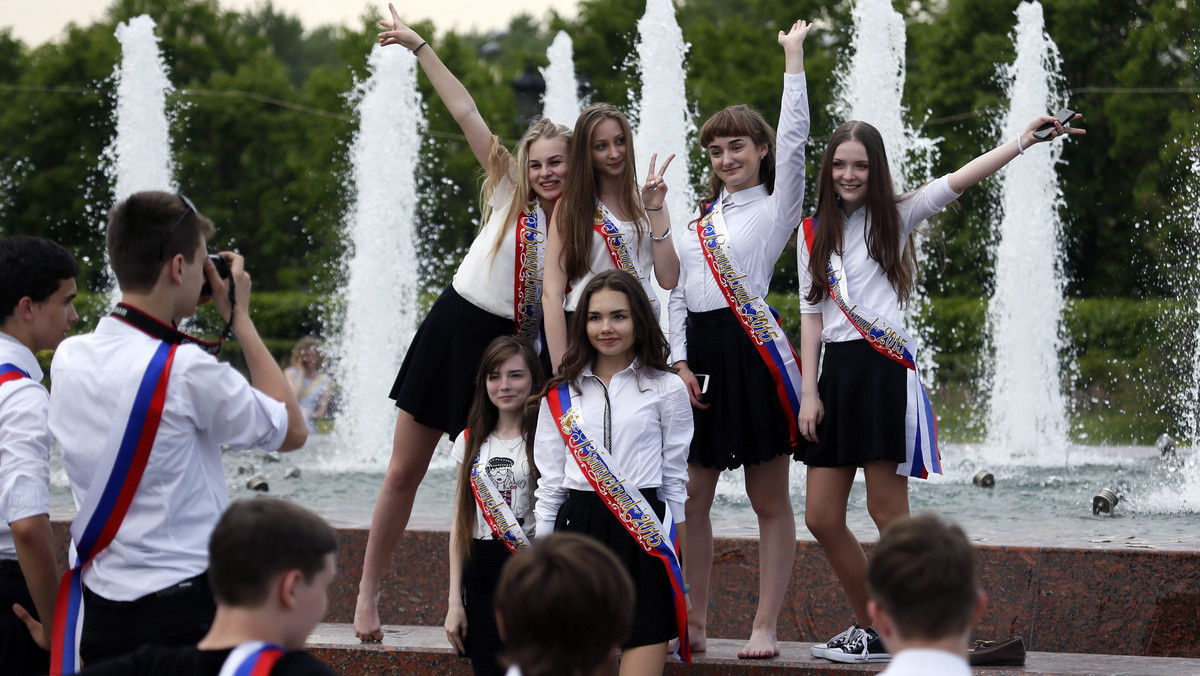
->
[534, 271, 692, 676]
[356, 5, 571, 641]
[798, 115, 1085, 663]
[667, 20, 811, 659]
[445, 336, 543, 676]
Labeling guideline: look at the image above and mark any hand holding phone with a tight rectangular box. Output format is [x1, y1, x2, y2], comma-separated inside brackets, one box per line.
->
[1032, 108, 1078, 140]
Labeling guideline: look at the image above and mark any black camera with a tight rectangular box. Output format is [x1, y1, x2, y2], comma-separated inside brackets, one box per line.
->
[200, 254, 232, 297]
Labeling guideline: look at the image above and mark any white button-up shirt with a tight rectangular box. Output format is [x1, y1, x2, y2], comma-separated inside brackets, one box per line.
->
[669, 72, 810, 362]
[563, 210, 654, 313]
[49, 315, 289, 600]
[0, 332, 51, 560]
[534, 362, 692, 535]
[879, 648, 971, 676]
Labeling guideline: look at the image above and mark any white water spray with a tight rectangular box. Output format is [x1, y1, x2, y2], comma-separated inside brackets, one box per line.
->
[983, 1, 1070, 464]
[541, 31, 582, 126]
[105, 16, 175, 201]
[830, 0, 941, 380]
[329, 46, 425, 470]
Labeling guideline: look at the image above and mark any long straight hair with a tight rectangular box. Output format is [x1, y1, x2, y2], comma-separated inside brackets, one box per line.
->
[544, 270, 673, 393]
[806, 120, 915, 306]
[481, 118, 572, 261]
[556, 104, 647, 281]
[696, 104, 777, 212]
[453, 336, 545, 560]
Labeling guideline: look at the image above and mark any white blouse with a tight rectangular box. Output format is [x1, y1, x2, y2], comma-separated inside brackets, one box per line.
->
[562, 208, 653, 312]
[797, 176, 961, 344]
[533, 361, 692, 535]
[450, 432, 536, 540]
[669, 72, 811, 362]
[0, 332, 51, 561]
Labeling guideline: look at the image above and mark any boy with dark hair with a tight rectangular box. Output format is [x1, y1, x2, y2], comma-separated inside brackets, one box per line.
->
[81, 498, 339, 675]
[49, 191, 308, 669]
[0, 236, 79, 675]
[494, 533, 634, 676]
[866, 513, 986, 675]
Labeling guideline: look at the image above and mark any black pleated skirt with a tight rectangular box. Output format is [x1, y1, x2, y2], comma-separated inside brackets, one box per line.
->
[461, 537, 511, 676]
[390, 285, 515, 438]
[801, 339, 908, 467]
[556, 489, 677, 648]
[684, 308, 797, 470]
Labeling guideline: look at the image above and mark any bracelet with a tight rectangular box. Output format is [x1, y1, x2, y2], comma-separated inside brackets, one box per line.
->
[645, 205, 663, 211]
[650, 228, 671, 242]
[413, 41, 428, 55]
[1015, 133, 1025, 155]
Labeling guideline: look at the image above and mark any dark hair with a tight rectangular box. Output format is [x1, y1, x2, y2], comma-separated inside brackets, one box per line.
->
[107, 190, 216, 293]
[556, 104, 646, 281]
[495, 533, 634, 676]
[453, 336, 545, 560]
[547, 270, 672, 390]
[208, 498, 339, 607]
[867, 513, 978, 641]
[0, 236, 79, 321]
[697, 104, 777, 209]
[806, 120, 914, 305]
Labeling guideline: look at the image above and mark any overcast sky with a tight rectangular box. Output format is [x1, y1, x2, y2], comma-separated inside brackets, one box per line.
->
[4, 0, 579, 47]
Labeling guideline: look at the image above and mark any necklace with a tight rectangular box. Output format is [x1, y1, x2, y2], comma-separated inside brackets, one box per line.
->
[491, 434, 525, 452]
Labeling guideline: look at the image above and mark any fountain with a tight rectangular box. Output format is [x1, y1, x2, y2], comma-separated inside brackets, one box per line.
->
[982, 1, 1071, 464]
[326, 45, 425, 471]
[540, 31, 582, 127]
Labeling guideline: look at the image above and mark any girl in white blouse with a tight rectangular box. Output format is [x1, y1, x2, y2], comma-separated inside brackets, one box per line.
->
[357, 5, 571, 642]
[445, 336, 543, 676]
[535, 270, 692, 676]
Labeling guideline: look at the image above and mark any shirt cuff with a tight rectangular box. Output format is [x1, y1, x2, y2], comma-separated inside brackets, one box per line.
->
[666, 499, 686, 525]
[3, 475, 50, 525]
[535, 519, 555, 537]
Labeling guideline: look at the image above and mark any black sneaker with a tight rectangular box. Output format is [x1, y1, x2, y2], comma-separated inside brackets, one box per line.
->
[822, 626, 890, 663]
[811, 623, 860, 659]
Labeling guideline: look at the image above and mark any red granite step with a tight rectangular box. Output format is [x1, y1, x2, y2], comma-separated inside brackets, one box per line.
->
[305, 623, 1200, 675]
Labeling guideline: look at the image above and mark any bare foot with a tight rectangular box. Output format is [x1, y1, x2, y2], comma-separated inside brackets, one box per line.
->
[688, 626, 707, 653]
[354, 593, 383, 642]
[736, 629, 780, 659]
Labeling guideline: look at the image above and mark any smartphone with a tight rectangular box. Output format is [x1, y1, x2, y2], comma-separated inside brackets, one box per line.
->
[695, 373, 710, 395]
[1032, 108, 1078, 140]
[200, 254, 232, 297]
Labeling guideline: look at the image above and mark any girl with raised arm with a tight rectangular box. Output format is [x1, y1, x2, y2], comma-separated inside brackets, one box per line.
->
[667, 20, 811, 660]
[800, 115, 1084, 664]
[355, 4, 571, 642]
[542, 105, 680, 370]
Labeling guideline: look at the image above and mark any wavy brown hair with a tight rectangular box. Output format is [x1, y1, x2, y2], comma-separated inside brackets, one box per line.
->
[481, 117, 572, 261]
[544, 270, 673, 394]
[453, 336, 545, 561]
[805, 120, 916, 306]
[555, 104, 647, 281]
[696, 105, 777, 216]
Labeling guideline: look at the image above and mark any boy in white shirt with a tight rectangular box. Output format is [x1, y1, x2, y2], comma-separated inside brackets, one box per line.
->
[0, 236, 79, 674]
[49, 191, 307, 667]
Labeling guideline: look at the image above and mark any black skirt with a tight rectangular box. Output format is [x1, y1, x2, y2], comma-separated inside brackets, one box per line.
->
[684, 308, 797, 470]
[390, 285, 515, 438]
[461, 538, 512, 676]
[556, 489, 677, 648]
[801, 339, 908, 467]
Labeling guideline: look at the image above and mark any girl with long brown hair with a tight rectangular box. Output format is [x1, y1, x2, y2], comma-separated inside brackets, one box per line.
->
[356, 5, 571, 641]
[799, 115, 1085, 663]
[444, 336, 543, 676]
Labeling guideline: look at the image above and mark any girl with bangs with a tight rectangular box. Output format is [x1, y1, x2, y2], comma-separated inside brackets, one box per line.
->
[799, 116, 1084, 663]
[355, 4, 571, 642]
[667, 20, 811, 659]
[542, 104, 681, 370]
[445, 336, 543, 676]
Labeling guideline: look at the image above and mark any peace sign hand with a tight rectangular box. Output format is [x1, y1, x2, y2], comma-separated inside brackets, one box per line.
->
[642, 152, 676, 211]
[378, 3, 423, 50]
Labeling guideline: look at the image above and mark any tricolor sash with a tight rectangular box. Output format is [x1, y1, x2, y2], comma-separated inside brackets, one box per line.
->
[218, 641, 285, 676]
[464, 429, 531, 554]
[50, 339, 178, 674]
[513, 200, 548, 339]
[802, 217, 942, 478]
[545, 383, 690, 663]
[696, 202, 803, 445]
[0, 363, 30, 386]
[592, 204, 660, 317]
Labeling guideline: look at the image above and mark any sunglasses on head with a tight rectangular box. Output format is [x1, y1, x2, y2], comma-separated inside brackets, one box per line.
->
[157, 193, 197, 261]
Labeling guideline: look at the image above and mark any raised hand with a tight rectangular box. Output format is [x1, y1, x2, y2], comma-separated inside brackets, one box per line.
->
[1023, 113, 1086, 146]
[777, 19, 812, 50]
[641, 152, 676, 211]
[378, 3, 423, 50]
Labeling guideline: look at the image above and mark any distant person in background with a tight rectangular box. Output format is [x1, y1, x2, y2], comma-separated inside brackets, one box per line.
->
[866, 513, 985, 676]
[0, 235, 78, 675]
[494, 533, 634, 676]
[285, 337, 334, 434]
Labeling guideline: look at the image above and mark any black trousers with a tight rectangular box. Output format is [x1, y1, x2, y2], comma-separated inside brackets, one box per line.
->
[0, 560, 50, 676]
[80, 571, 217, 667]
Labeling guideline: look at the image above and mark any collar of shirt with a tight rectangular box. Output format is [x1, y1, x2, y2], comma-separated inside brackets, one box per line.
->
[721, 184, 769, 212]
[0, 331, 43, 381]
[580, 357, 642, 383]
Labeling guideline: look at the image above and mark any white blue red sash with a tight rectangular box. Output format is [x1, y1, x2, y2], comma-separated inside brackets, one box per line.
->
[513, 200, 548, 339]
[218, 641, 285, 676]
[0, 363, 30, 386]
[50, 340, 178, 674]
[802, 217, 941, 478]
[592, 203, 660, 317]
[545, 383, 690, 663]
[464, 429, 531, 554]
[697, 202, 803, 445]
